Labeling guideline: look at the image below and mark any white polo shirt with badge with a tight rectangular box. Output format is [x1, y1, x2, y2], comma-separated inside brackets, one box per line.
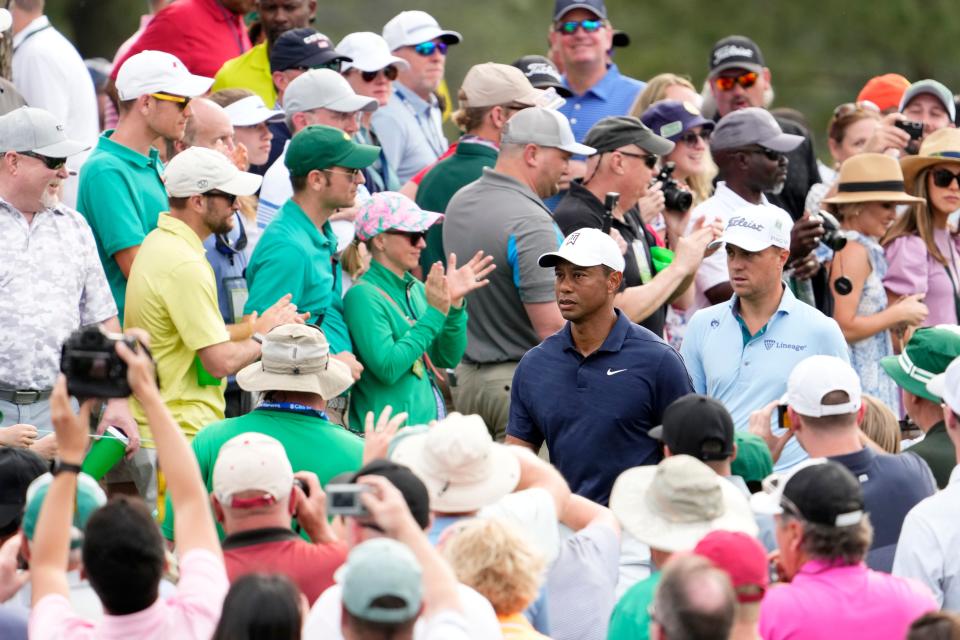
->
[680, 285, 849, 470]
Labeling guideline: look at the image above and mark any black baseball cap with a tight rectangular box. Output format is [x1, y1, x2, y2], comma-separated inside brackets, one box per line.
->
[612, 30, 630, 48]
[269, 28, 352, 73]
[0, 448, 47, 535]
[583, 115, 675, 155]
[345, 459, 431, 530]
[511, 55, 572, 98]
[752, 460, 865, 528]
[709, 35, 765, 78]
[649, 395, 735, 461]
[553, 0, 607, 20]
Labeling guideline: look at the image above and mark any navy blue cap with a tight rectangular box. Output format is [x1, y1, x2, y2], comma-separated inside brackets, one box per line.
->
[640, 100, 714, 142]
[269, 28, 352, 73]
[553, 0, 607, 20]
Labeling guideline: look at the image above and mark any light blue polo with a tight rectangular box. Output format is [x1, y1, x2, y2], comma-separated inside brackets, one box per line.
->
[680, 285, 849, 470]
[370, 82, 448, 183]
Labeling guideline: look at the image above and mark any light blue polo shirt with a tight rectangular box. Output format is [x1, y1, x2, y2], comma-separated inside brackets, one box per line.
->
[370, 82, 448, 183]
[559, 63, 645, 148]
[680, 285, 849, 470]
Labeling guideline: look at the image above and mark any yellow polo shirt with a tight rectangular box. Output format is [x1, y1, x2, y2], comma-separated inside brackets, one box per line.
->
[124, 214, 231, 445]
[211, 42, 276, 108]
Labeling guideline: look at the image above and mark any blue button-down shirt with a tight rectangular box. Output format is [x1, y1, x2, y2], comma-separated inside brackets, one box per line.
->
[559, 63, 645, 146]
[371, 82, 448, 183]
[508, 309, 693, 505]
[680, 285, 850, 470]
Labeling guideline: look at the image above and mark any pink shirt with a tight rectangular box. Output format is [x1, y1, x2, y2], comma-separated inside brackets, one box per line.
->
[758, 560, 936, 640]
[883, 229, 960, 326]
[28, 549, 228, 640]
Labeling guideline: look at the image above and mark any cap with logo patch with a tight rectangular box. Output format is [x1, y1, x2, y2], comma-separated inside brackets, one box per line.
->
[640, 100, 714, 142]
[0, 106, 89, 157]
[709, 35, 765, 78]
[163, 146, 262, 197]
[539, 227, 625, 272]
[781, 355, 862, 417]
[649, 394, 735, 462]
[269, 28, 352, 73]
[285, 125, 380, 176]
[512, 55, 573, 98]
[710, 107, 803, 153]
[708, 204, 793, 252]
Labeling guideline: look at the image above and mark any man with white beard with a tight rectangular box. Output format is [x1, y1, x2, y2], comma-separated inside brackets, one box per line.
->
[0, 107, 137, 452]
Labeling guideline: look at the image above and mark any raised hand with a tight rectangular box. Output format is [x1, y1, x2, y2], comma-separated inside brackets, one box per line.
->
[256, 293, 310, 334]
[114, 330, 161, 403]
[445, 251, 495, 306]
[49, 377, 92, 464]
[424, 261, 451, 314]
[363, 405, 409, 464]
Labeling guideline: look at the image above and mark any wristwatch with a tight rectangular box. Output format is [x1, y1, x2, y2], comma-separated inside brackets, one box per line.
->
[51, 458, 83, 476]
[251, 333, 265, 344]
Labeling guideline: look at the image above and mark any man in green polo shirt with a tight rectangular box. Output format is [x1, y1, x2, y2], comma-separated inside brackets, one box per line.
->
[78, 50, 213, 322]
[416, 62, 545, 271]
[245, 125, 377, 423]
[881, 327, 960, 488]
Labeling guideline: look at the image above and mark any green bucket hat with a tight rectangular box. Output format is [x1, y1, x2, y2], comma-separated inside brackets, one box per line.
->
[880, 326, 960, 403]
[21, 472, 106, 549]
[284, 125, 380, 177]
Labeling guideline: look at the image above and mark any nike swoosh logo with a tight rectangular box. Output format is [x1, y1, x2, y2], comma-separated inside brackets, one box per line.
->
[607, 368, 627, 376]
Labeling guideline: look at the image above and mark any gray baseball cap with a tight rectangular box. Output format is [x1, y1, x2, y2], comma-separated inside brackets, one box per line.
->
[710, 107, 803, 153]
[0, 107, 89, 157]
[584, 116, 675, 156]
[341, 538, 423, 624]
[283, 68, 378, 117]
[501, 107, 595, 155]
[899, 79, 956, 122]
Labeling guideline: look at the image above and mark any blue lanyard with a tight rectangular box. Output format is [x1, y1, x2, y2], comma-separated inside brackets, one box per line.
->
[395, 89, 446, 157]
[257, 401, 329, 421]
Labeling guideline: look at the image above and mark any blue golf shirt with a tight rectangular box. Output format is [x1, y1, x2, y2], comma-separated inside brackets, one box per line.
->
[507, 309, 693, 505]
[680, 285, 849, 470]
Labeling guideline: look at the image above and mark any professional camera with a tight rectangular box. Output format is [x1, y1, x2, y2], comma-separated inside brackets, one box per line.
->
[60, 326, 143, 398]
[655, 162, 693, 213]
[816, 210, 851, 252]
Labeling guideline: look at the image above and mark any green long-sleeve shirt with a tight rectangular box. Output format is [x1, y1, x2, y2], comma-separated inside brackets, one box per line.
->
[343, 260, 467, 430]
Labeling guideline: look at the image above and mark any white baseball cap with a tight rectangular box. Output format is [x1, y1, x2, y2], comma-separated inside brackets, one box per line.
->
[284, 68, 378, 116]
[927, 356, 960, 414]
[501, 106, 595, 155]
[0, 107, 89, 157]
[781, 355, 862, 417]
[337, 32, 410, 73]
[163, 146, 262, 198]
[382, 10, 462, 51]
[223, 95, 284, 127]
[708, 204, 793, 252]
[0, 9, 11, 33]
[213, 432, 294, 508]
[538, 227, 625, 272]
[116, 50, 213, 100]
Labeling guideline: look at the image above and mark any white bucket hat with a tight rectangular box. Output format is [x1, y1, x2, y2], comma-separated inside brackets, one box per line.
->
[236, 324, 354, 400]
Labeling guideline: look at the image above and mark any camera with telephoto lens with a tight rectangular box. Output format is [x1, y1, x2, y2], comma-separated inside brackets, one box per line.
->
[816, 210, 851, 252]
[655, 162, 693, 213]
[60, 326, 144, 398]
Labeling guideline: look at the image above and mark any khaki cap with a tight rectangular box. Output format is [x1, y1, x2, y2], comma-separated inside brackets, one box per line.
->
[459, 62, 545, 109]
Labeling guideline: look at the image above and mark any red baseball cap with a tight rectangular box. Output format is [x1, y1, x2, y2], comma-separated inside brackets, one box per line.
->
[856, 74, 911, 112]
[694, 530, 768, 603]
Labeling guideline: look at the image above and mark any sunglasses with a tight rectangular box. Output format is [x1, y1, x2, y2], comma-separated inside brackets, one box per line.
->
[385, 229, 427, 245]
[832, 100, 880, 119]
[713, 71, 759, 92]
[616, 149, 658, 169]
[20, 151, 67, 170]
[323, 167, 362, 179]
[932, 168, 960, 188]
[150, 92, 191, 111]
[361, 66, 399, 82]
[413, 41, 448, 57]
[203, 190, 238, 206]
[677, 130, 711, 146]
[556, 19, 604, 34]
[743, 146, 783, 162]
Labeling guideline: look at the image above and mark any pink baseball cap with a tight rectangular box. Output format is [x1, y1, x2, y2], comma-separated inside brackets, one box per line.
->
[354, 191, 443, 242]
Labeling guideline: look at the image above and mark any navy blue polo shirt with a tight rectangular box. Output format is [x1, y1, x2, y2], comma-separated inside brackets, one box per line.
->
[508, 309, 693, 505]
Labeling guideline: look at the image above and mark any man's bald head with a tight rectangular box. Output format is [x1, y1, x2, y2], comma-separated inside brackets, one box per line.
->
[180, 98, 235, 156]
[652, 555, 737, 640]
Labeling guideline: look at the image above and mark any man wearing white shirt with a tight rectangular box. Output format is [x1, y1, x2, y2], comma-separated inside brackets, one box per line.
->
[893, 357, 960, 611]
[9, 0, 99, 208]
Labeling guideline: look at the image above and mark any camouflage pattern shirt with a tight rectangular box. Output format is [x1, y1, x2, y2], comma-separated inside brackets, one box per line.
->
[0, 199, 116, 389]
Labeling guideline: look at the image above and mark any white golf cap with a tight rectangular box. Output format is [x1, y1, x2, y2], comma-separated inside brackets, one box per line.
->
[781, 355, 862, 417]
[284, 68, 378, 116]
[708, 204, 793, 252]
[223, 95, 284, 127]
[163, 146, 262, 198]
[539, 227, 625, 272]
[382, 10, 462, 51]
[501, 107, 595, 156]
[337, 32, 410, 73]
[116, 50, 213, 100]
[213, 432, 294, 508]
[927, 356, 960, 414]
[0, 107, 89, 157]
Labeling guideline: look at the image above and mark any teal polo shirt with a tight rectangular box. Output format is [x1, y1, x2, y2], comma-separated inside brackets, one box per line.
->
[77, 130, 167, 322]
[244, 199, 351, 353]
[680, 285, 850, 471]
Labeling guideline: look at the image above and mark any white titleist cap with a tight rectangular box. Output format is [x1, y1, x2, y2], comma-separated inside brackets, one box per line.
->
[708, 204, 793, 252]
[538, 227, 625, 272]
[163, 146, 262, 198]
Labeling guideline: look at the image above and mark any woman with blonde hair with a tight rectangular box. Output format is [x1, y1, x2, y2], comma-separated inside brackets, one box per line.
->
[859, 394, 902, 454]
[442, 518, 549, 640]
[821, 153, 927, 408]
[629, 73, 700, 118]
[884, 128, 960, 329]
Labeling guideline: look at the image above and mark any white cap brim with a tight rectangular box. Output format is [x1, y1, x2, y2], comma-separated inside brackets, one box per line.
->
[345, 53, 410, 73]
[392, 27, 462, 50]
[34, 138, 91, 158]
[217, 170, 263, 197]
[557, 141, 596, 155]
[225, 97, 285, 127]
[327, 94, 379, 113]
[710, 229, 779, 253]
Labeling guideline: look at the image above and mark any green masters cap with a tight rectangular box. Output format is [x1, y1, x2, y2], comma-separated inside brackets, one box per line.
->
[880, 326, 960, 403]
[730, 431, 773, 487]
[341, 538, 422, 624]
[284, 124, 380, 177]
[22, 472, 106, 549]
